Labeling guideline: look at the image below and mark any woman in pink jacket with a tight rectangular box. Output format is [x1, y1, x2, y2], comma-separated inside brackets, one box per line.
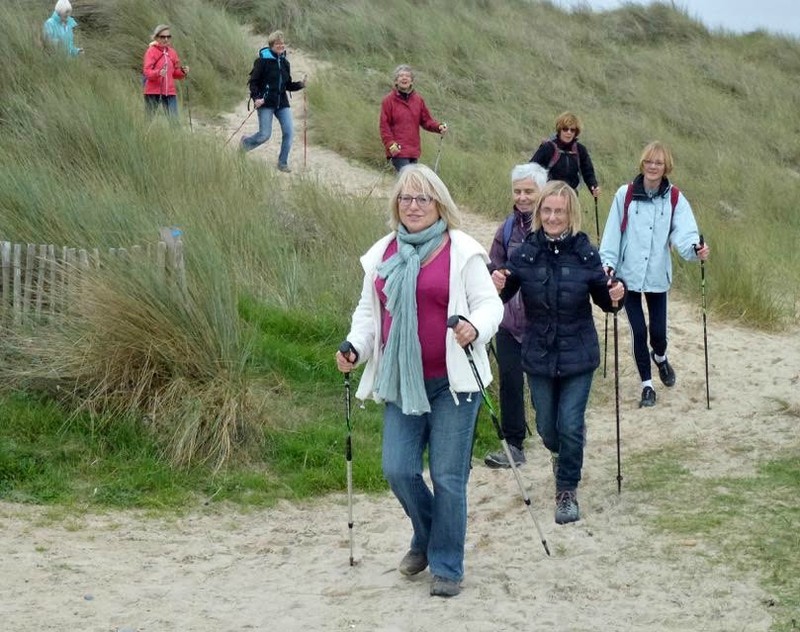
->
[379, 65, 447, 172]
[142, 24, 189, 117]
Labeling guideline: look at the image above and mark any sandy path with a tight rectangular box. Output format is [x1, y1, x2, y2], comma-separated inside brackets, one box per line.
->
[1, 45, 797, 632]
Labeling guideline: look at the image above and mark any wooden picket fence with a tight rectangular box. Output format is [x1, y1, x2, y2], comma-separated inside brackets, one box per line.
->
[0, 235, 185, 326]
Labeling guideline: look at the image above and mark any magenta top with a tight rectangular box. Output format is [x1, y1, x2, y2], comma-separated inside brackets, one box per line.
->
[375, 238, 451, 380]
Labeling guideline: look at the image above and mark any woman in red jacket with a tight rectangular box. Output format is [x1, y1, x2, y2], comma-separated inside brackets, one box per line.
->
[379, 65, 447, 172]
[142, 24, 188, 117]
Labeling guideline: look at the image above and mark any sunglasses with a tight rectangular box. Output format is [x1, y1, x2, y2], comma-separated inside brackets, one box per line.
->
[561, 127, 578, 133]
[158, 34, 172, 39]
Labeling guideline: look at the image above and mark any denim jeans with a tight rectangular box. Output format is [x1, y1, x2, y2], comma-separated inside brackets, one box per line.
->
[495, 328, 529, 450]
[390, 157, 418, 172]
[241, 105, 293, 167]
[382, 377, 480, 582]
[624, 291, 668, 382]
[528, 370, 593, 491]
[144, 95, 178, 117]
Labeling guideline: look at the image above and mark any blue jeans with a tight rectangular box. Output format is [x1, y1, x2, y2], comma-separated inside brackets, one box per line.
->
[528, 371, 593, 492]
[144, 95, 178, 117]
[624, 291, 668, 382]
[241, 105, 293, 167]
[390, 157, 418, 172]
[382, 377, 480, 582]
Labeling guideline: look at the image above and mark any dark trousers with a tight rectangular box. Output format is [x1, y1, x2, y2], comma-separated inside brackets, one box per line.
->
[624, 290, 668, 382]
[495, 328, 529, 450]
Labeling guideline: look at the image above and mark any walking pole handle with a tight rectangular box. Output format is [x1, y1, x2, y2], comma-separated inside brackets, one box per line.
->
[338, 340, 357, 358]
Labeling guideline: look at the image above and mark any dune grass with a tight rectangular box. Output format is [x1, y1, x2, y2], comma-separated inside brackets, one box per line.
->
[1, 4, 799, 627]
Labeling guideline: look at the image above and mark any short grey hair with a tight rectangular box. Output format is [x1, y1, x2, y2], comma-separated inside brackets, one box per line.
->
[393, 64, 414, 82]
[54, 0, 72, 15]
[511, 163, 548, 188]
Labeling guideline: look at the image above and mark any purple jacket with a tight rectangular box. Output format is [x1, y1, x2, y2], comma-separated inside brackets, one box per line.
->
[488, 208, 531, 343]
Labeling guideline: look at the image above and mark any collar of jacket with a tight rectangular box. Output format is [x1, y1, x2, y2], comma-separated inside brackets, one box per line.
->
[631, 172, 671, 200]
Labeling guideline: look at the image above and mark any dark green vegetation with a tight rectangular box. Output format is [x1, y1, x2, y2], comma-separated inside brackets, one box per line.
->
[1, 2, 799, 627]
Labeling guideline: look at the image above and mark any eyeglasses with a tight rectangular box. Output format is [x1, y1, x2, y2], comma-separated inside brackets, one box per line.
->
[398, 194, 434, 207]
[158, 34, 172, 39]
[540, 208, 567, 218]
[643, 160, 665, 167]
[561, 127, 578, 133]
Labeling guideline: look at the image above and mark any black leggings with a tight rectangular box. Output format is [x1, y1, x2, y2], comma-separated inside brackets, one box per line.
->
[624, 291, 668, 382]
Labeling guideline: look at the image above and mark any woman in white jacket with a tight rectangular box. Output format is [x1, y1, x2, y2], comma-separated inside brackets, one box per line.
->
[336, 164, 502, 598]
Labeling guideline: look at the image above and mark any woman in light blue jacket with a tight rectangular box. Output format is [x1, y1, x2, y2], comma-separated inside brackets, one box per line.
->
[599, 141, 710, 408]
[43, 0, 82, 57]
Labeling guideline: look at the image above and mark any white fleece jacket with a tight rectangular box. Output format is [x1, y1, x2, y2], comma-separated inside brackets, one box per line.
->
[346, 229, 503, 404]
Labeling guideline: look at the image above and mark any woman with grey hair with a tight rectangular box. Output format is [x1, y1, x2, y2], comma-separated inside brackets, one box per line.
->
[379, 65, 447, 172]
[42, 0, 82, 56]
[142, 24, 189, 117]
[484, 163, 549, 469]
[336, 164, 502, 597]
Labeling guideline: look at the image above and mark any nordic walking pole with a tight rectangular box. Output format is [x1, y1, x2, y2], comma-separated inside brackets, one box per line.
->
[612, 300, 623, 493]
[447, 316, 550, 557]
[595, 193, 609, 379]
[224, 109, 256, 146]
[302, 75, 308, 169]
[433, 126, 446, 174]
[698, 235, 710, 410]
[184, 78, 193, 132]
[338, 340, 357, 566]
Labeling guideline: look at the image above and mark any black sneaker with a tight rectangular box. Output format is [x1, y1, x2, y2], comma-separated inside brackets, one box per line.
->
[639, 386, 656, 407]
[484, 444, 525, 469]
[651, 352, 676, 387]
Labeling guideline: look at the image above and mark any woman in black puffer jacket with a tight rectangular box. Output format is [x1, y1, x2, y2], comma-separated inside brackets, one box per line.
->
[498, 181, 625, 526]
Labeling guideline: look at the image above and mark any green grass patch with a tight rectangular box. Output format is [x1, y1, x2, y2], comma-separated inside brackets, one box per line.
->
[628, 446, 800, 631]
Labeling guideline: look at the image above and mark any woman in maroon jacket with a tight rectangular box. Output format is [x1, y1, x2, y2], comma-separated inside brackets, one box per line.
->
[379, 65, 447, 172]
[142, 24, 188, 117]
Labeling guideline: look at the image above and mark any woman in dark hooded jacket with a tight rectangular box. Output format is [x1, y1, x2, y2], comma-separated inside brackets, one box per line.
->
[241, 30, 306, 172]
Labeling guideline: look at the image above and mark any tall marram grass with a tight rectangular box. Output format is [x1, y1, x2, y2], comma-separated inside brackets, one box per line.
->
[245, 0, 800, 327]
[0, 3, 386, 469]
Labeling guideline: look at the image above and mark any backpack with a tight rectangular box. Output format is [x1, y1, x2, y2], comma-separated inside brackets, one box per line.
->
[545, 137, 579, 170]
[501, 215, 515, 252]
[621, 183, 680, 234]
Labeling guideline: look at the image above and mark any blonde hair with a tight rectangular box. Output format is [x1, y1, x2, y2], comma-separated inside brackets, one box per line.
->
[533, 181, 582, 234]
[267, 30, 285, 47]
[639, 141, 674, 175]
[555, 111, 582, 136]
[151, 24, 170, 40]
[388, 164, 462, 230]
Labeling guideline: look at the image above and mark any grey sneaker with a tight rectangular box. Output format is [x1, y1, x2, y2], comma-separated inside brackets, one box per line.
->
[430, 576, 461, 597]
[277, 164, 292, 173]
[555, 490, 580, 525]
[398, 550, 428, 576]
[484, 444, 526, 469]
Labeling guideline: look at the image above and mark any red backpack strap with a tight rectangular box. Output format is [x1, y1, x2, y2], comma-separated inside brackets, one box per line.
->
[620, 182, 634, 233]
[670, 186, 680, 214]
[546, 140, 561, 170]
